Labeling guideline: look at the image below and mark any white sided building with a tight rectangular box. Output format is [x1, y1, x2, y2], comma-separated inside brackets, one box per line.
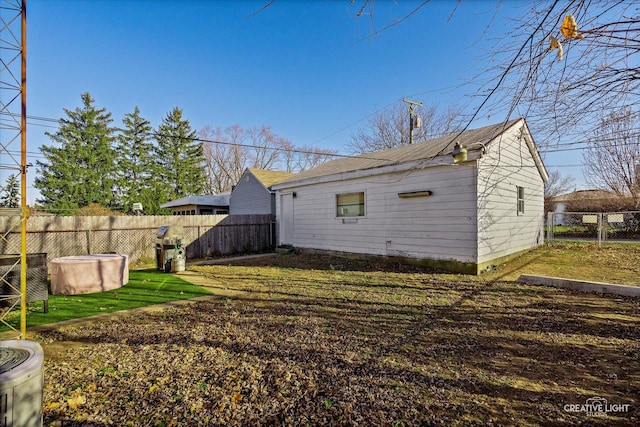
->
[272, 118, 548, 274]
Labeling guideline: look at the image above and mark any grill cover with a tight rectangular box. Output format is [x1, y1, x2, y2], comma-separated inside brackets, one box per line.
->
[156, 225, 185, 246]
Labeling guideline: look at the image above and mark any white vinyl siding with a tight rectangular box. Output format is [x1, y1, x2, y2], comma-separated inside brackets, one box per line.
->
[276, 164, 479, 263]
[229, 171, 275, 215]
[476, 126, 544, 264]
[274, 119, 546, 271]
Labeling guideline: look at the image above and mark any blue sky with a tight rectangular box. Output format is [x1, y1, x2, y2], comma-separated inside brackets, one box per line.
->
[15, 0, 583, 202]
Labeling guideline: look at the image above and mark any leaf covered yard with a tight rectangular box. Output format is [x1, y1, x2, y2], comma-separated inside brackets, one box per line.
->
[38, 254, 639, 426]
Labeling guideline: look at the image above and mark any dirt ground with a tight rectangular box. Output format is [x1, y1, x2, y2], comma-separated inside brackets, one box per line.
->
[35, 252, 640, 426]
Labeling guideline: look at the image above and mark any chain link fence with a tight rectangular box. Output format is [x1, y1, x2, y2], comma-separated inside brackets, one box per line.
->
[547, 211, 640, 245]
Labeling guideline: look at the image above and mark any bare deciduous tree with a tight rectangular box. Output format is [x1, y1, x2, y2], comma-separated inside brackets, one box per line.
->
[247, 126, 286, 170]
[544, 169, 574, 213]
[467, 1, 639, 148]
[283, 144, 338, 172]
[348, 102, 463, 154]
[583, 107, 640, 207]
[200, 125, 248, 194]
[346, 1, 640, 194]
[200, 124, 338, 193]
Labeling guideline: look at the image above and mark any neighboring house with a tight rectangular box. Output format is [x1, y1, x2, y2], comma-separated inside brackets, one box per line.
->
[551, 189, 631, 225]
[229, 168, 294, 215]
[160, 193, 230, 215]
[272, 118, 549, 274]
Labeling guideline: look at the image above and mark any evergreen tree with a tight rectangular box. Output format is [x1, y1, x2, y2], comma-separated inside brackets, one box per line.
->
[154, 108, 206, 201]
[115, 107, 162, 214]
[0, 175, 20, 208]
[35, 93, 117, 215]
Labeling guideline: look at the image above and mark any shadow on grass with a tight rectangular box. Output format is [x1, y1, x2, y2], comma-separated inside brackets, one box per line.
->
[43, 285, 640, 425]
[38, 253, 640, 426]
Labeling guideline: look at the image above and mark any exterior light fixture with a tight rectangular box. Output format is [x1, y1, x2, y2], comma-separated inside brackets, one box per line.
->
[398, 190, 433, 198]
[452, 141, 468, 163]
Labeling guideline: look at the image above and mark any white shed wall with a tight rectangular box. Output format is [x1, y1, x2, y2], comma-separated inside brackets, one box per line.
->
[276, 164, 479, 263]
[477, 126, 545, 264]
[229, 172, 275, 215]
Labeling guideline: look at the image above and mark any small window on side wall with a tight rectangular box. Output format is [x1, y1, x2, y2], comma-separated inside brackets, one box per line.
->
[336, 192, 365, 217]
[517, 186, 525, 215]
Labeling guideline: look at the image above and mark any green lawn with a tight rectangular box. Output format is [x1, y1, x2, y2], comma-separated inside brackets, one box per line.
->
[483, 241, 640, 285]
[1, 269, 211, 330]
[4, 241, 639, 332]
[26, 249, 640, 425]
[39, 254, 633, 426]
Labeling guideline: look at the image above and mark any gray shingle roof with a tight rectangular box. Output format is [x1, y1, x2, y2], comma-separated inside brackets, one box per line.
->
[160, 193, 231, 208]
[247, 168, 295, 188]
[276, 118, 523, 186]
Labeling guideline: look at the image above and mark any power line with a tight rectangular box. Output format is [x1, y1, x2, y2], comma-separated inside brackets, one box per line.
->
[0, 111, 58, 123]
[8, 104, 638, 161]
[0, 112, 60, 130]
[0, 109, 396, 160]
[147, 131, 395, 162]
[3, 111, 389, 160]
[309, 98, 399, 146]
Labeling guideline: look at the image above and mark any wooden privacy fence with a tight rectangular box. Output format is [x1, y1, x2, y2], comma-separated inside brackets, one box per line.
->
[0, 214, 276, 267]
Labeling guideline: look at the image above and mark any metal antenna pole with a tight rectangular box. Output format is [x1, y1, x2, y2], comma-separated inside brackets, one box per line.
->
[0, 0, 28, 338]
[402, 98, 423, 144]
[20, 0, 28, 338]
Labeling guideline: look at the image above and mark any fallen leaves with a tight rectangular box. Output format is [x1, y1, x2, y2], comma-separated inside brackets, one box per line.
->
[67, 393, 86, 410]
[37, 254, 640, 426]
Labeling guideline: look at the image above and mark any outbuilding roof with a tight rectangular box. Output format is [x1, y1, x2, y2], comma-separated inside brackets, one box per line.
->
[160, 193, 230, 208]
[246, 168, 295, 189]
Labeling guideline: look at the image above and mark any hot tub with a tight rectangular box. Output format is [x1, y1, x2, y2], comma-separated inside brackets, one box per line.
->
[50, 254, 129, 295]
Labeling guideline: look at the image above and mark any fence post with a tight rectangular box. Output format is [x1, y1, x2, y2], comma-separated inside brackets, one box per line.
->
[597, 213, 603, 248]
[86, 230, 92, 254]
[271, 217, 276, 250]
[546, 211, 554, 244]
[197, 225, 202, 259]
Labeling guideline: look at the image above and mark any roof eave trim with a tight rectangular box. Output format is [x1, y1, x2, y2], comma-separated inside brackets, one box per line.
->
[273, 155, 459, 190]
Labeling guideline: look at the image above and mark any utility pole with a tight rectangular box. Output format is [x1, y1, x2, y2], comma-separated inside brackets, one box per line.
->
[402, 98, 422, 144]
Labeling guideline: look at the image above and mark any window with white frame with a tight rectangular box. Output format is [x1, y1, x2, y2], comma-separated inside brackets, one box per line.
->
[336, 192, 365, 217]
[517, 186, 525, 214]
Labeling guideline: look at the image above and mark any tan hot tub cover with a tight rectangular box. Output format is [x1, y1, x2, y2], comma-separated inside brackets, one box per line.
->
[50, 254, 129, 295]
